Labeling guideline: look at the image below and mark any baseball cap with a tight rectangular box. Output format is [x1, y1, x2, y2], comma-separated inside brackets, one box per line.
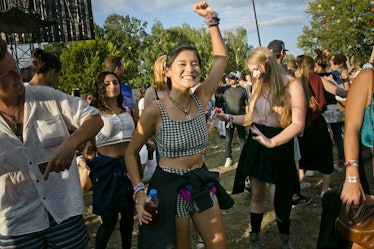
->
[267, 40, 288, 53]
[228, 71, 241, 79]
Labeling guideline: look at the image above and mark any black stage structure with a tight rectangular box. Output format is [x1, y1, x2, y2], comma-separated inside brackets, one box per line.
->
[0, 0, 95, 68]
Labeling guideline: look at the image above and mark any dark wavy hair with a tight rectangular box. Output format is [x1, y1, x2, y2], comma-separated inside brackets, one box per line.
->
[314, 54, 328, 70]
[91, 71, 124, 112]
[165, 44, 201, 89]
[31, 48, 61, 74]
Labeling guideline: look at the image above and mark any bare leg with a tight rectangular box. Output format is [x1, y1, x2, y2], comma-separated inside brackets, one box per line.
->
[250, 177, 267, 213]
[175, 217, 192, 249]
[192, 202, 227, 249]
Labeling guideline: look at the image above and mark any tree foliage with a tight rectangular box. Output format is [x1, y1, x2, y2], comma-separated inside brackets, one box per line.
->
[298, 0, 374, 60]
[225, 27, 252, 75]
[58, 39, 118, 94]
[53, 15, 252, 94]
[103, 14, 149, 87]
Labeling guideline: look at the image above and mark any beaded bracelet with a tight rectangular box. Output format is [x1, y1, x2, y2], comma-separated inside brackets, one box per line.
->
[346, 176, 360, 183]
[133, 182, 145, 200]
[344, 160, 359, 167]
[204, 12, 220, 28]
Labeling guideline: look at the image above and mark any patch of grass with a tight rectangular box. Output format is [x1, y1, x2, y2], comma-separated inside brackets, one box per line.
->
[84, 134, 345, 248]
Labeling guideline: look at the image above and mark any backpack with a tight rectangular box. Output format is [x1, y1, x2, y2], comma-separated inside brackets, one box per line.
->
[305, 74, 327, 127]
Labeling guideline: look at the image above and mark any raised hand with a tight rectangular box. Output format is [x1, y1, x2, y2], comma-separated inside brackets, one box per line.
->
[193, 1, 215, 17]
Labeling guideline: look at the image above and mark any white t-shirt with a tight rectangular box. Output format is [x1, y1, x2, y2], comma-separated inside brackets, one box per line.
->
[139, 144, 157, 183]
[138, 97, 145, 113]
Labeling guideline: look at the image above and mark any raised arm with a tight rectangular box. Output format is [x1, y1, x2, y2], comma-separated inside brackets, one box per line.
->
[321, 76, 347, 98]
[192, 1, 228, 106]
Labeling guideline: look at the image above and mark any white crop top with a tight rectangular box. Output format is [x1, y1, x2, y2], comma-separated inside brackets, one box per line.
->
[95, 111, 135, 148]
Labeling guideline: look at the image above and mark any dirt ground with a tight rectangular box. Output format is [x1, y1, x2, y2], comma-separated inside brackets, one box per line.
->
[83, 134, 345, 249]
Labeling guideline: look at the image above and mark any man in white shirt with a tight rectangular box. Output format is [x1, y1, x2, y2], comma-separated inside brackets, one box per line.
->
[0, 38, 103, 248]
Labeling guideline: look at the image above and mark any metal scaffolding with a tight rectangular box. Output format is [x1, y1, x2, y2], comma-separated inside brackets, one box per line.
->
[0, 0, 95, 68]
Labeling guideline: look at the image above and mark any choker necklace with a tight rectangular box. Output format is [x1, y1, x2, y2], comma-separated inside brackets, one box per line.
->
[168, 93, 192, 120]
[0, 97, 22, 136]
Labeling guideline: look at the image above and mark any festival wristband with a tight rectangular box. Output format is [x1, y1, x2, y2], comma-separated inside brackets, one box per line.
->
[204, 12, 220, 28]
[344, 160, 359, 167]
[346, 176, 360, 183]
[133, 182, 145, 200]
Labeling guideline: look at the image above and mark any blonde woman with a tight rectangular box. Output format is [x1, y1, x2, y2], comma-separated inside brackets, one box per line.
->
[144, 54, 168, 108]
[218, 47, 306, 249]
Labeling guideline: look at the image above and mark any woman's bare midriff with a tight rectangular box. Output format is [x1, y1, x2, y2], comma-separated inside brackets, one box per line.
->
[97, 142, 130, 158]
[159, 153, 204, 170]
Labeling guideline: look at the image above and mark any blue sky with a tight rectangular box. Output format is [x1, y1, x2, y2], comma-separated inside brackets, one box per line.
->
[91, 0, 310, 57]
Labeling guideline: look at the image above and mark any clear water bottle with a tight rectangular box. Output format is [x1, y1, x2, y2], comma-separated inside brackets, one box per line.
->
[144, 189, 159, 226]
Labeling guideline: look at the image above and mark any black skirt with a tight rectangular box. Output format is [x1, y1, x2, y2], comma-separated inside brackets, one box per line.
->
[233, 123, 300, 195]
[298, 115, 334, 174]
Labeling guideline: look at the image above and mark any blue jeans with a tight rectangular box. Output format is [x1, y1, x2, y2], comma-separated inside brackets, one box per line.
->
[225, 124, 247, 158]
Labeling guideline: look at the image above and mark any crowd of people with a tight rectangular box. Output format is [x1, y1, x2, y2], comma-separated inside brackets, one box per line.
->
[0, 1, 373, 249]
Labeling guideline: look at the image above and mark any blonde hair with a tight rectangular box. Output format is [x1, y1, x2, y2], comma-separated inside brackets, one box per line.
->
[300, 56, 318, 110]
[244, 47, 292, 128]
[153, 55, 168, 91]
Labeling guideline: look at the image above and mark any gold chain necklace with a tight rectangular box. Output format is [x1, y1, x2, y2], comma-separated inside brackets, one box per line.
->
[168, 93, 192, 120]
[0, 96, 22, 136]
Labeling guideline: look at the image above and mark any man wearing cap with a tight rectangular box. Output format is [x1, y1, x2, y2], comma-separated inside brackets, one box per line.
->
[268, 39, 288, 65]
[223, 71, 248, 167]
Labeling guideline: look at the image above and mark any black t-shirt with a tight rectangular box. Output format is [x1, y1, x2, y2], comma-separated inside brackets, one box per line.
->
[223, 86, 248, 115]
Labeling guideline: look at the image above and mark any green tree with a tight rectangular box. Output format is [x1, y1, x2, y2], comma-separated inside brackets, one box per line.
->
[137, 21, 176, 87]
[53, 14, 253, 92]
[94, 23, 105, 39]
[225, 27, 252, 76]
[43, 42, 67, 57]
[298, 0, 374, 60]
[103, 14, 149, 87]
[58, 39, 118, 94]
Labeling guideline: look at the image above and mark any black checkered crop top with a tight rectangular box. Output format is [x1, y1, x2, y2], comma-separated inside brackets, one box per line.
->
[154, 93, 208, 158]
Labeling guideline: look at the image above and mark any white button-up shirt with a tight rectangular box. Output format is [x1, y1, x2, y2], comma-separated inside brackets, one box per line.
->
[0, 85, 100, 236]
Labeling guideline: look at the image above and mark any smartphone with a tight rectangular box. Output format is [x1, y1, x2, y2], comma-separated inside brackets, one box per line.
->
[38, 161, 49, 174]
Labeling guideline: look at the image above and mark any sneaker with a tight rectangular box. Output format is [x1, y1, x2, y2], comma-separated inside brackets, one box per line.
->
[300, 182, 311, 190]
[196, 234, 205, 249]
[224, 158, 232, 167]
[292, 194, 312, 207]
[279, 233, 293, 249]
[245, 178, 251, 193]
[304, 170, 315, 177]
[320, 187, 332, 198]
[250, 232, 260, 249]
